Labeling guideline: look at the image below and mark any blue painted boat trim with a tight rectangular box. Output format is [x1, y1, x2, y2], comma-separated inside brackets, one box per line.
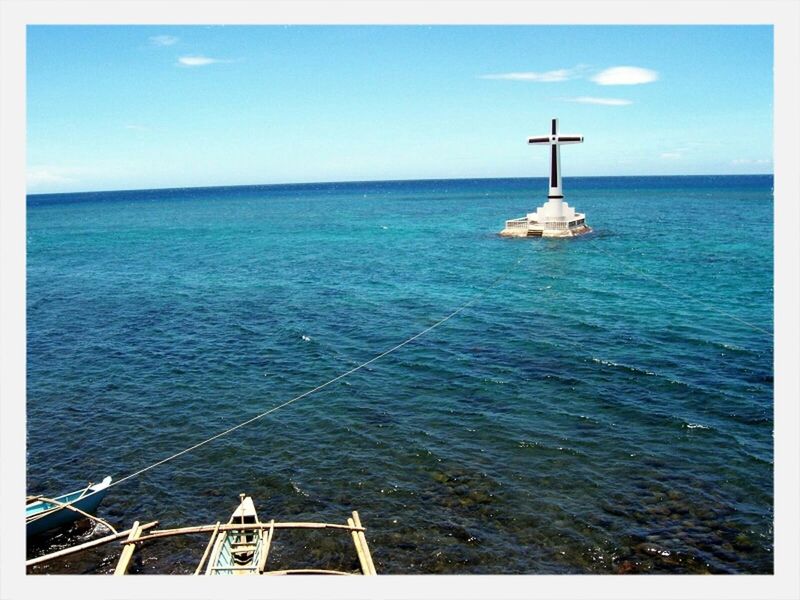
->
[26, 476, 112, 538]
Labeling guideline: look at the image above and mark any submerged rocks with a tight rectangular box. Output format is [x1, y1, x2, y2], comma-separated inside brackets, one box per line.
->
[428, 467, 498, 512]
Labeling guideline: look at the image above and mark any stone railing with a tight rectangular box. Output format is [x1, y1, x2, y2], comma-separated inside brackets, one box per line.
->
[505, 215, 585, 231]
[504, 218, 528, 229]
[542, 220, 567, 229]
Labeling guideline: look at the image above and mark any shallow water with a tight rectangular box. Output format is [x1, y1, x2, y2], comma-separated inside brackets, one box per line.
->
[27, 175, 773, 574]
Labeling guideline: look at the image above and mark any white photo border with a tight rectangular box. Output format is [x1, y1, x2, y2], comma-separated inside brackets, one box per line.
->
[2, 2, 797, 599]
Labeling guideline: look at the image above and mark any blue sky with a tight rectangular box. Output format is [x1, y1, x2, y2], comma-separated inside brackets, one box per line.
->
[27, 25, 773, 194]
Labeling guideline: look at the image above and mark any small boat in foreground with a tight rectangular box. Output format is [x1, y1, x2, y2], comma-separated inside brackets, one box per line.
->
[26, 476, 113, 538]
[27, 492, 377, 575]
[205, 493, 266, 575]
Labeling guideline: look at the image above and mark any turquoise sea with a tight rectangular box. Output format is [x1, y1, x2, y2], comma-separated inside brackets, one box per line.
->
[26, 175, 773, 574]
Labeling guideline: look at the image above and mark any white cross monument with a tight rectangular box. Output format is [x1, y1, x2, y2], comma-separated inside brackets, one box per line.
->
[500, 117, 591, 237]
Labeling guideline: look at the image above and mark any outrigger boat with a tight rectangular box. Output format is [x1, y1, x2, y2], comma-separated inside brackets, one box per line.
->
[26, 476, 113, 538]
[204, 494, 267, 575]
[27, 492, 377, 575]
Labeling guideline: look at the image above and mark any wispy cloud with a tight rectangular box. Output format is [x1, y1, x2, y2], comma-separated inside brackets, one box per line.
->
[731, 158, 771, 165]
[149, 35, 179, 47]
[177, 55, 230, 67]
[566, 96, 632, 106]
[27, 166, 79, 190]
[481, 64, 658, 89]
[591, 66, 658, 86]
[660, 152, 682, 159]
[124, 124, 150, 132]
[480, 66, 584, 82]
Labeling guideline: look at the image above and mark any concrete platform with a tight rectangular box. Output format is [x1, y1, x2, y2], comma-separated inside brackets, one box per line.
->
[499, 223, 592, 238]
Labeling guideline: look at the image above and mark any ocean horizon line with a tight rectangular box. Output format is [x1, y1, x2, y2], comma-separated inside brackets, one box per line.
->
[27, 173, 773, 199]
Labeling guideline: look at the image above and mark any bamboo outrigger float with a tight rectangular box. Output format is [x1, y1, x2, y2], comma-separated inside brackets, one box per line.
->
[27, 493, 377, 576]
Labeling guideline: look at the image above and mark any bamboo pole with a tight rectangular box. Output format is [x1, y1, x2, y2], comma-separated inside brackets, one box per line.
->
[347, 517, 371, 576]
[26, 495, 118, 534]
[269, 522, 363, 531]
[113, 521, 142, 576]
[193, 521, 221, 575]
[256, 520, 274, 574]
[264, 569, 353, 576]
[125, 521, 363, 545]
[75, 483, 92, 500]
[25, 521, 158, 567]
[351, 511, 376, 575]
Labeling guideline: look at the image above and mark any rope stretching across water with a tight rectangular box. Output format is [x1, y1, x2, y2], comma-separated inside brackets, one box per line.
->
[110, 234, 770, 489]
[109, 253, 528, 489]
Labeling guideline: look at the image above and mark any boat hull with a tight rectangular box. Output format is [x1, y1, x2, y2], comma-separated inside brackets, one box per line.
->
[206, 495, 264, 575]
[26, 477, 112, 538]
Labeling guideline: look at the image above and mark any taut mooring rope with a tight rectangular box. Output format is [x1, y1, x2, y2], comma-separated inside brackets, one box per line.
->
[109, 251, 529, 489]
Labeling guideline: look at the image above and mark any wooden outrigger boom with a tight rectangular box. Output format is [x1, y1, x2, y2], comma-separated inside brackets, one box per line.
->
[194, 521, 222, 575]
[114, 521, 144, 575]
[350, 511, 377, 575]
[124, 520, 366, 545]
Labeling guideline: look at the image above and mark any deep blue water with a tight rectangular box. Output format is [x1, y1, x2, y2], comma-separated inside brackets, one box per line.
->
[26, 175, 773, 574]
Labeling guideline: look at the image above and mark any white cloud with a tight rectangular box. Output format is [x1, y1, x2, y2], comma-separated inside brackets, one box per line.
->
[660, 152, 682, 159]
[480, 66, 584, 82]
[177, 55, 228, 67]
[566, 96, 632, 106]
[27, 166, 79, 190]
[149, 35, 179, 46]
[731, 158, 771, 165]
[592, 66, 658, 86]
